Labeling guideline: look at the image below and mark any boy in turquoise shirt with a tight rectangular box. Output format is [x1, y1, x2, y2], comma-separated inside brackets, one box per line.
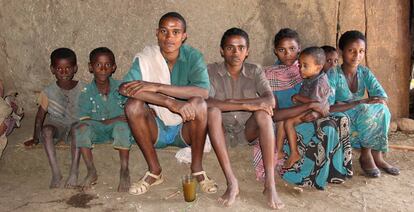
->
[75, 47, 132, 192]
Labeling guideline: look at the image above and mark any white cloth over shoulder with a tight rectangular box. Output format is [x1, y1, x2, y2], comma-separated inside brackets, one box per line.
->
[133, 45, 182, 126]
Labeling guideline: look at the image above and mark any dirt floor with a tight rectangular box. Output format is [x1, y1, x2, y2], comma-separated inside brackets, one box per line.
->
[0, 115, 413, 212]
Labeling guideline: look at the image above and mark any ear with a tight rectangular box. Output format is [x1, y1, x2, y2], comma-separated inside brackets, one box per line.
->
[88, 63, 93, 73]
[50, 65, 55, 74]
[317, 64, 324, 71]
[73, 65, 78, 74]
[220, 48, 224, 58]
[181, 32, 187, 43]
[273, 48, 277, 56]
[112, 64, 117, 73]
[156, 28, 159, 37]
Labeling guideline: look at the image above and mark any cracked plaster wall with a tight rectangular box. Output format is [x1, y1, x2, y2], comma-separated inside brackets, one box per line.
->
[0, 0, 411, 118]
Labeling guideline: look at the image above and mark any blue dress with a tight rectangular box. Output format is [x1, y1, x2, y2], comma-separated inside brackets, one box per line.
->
[327, 65, 391, 152]
[274, 85, 353, 189]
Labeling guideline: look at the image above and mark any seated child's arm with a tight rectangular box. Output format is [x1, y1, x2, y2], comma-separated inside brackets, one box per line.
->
[331, 96, 386, 113]
[365, 96, 387, 105]
[24, 106, 47, 146]
[100, 115, 127, 125]
[120, 80, 209, 100]
[273, 101, 328, 121]
[207, 95, 273, 116]
[121, 89, 198, 122]
[301, 111, 322, 122]
[330, 99, 363, 112]
[225, 91, 275, 116]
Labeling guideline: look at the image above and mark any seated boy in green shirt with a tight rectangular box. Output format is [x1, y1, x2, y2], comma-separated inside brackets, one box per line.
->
[74, 47, 133, 192]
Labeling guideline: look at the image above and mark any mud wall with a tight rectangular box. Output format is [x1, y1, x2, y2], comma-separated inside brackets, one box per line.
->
[0, 0, 411, 118]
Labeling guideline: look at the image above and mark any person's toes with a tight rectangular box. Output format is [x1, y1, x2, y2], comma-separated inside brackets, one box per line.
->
[268, 201, 278, 210]
[276, 202, 285, 210]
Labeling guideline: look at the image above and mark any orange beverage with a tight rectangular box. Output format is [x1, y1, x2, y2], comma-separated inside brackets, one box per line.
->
[182, 175, 196, 202]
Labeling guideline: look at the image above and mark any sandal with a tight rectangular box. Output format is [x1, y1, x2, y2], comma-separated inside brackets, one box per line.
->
[192, 171, 218, 194]
[129, 171, 164, 195]
[359, 158, 380, 178]
[362, 167, 381, 178]
[380, 166, 400, 176]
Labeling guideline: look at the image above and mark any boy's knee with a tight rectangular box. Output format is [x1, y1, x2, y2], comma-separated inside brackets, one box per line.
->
[254, 110, 272, 128]
[190, 96, 207, 114]
[207, 107, 222, 125]
[254, 110, 270, 121]
[207, 107, 221, 117]
[124, 98, 146, 117]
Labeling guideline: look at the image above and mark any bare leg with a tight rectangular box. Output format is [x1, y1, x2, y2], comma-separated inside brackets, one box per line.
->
[79, 147, 98, 189]
[283, 116, 303, 168]
[118, 149, 131, 192]
[125, 99, 160, 185]
[207, 107, 239, 206]
[181, 97, 210, 181]
[65, 128, 81, 188]
[275, 121, 285, 160]
[41, 125, 62, 188]
[245, 111, 284, 210]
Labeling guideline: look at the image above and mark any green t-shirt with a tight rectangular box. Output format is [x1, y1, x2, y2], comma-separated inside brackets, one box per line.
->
[123, 45, 210, 90]
[78, 77, 125, 121]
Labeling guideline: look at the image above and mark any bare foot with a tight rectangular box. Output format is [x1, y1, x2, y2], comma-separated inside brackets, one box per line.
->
[49, 174, 63, 189]
[263, 186, 285, 210]
[118, 169, 131, 192]
[64, 172, 78, 189]
[218, 180, 239, 207]
[80, 170, 98, 190]
[283, 151, 300, 168]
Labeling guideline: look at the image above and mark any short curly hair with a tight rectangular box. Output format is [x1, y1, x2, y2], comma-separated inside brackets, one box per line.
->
[50, 48, 77, 67]
[89, 47, 115, 64]
[159, 12, 186, 32]
[273, 28, 300, 47]
[321, 45, 337, 54]
[338, 30, 366, 51]
[300, 47, 326, 65]
[220, 27, 249, 49]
